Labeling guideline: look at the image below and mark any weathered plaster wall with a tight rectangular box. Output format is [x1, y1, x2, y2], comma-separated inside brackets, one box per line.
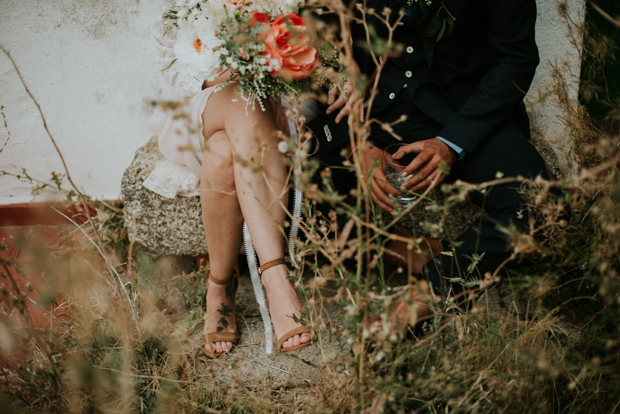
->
[0, 0, 584, 205]
[0, 0, 162, 204]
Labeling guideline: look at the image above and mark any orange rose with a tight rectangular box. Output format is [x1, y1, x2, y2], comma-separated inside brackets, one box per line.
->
[250, 11, 270, 27]
[259, 13, 318, 81]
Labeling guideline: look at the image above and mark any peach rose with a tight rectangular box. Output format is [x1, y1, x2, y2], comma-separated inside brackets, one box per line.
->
[251, 11, 270, 27]
[255, 13, 318, 81]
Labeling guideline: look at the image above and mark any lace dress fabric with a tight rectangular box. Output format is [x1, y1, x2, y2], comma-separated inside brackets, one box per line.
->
[143, 85, 217, 198]
[142, 0, 209, 198]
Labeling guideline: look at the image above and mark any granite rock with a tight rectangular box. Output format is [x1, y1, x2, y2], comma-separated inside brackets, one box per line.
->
[121, 136, 209, 256]
[382, 195, 482, 241]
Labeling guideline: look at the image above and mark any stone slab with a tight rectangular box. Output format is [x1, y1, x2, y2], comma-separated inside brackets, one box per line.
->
[121, 136, 209, 256]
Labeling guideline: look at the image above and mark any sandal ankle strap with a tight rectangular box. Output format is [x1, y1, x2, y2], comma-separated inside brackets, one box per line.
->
[258, 258, 286, 276]
[209, 272, 237, 286]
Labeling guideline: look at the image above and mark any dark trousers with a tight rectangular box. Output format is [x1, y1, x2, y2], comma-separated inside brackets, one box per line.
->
[365, 90, 550, 295]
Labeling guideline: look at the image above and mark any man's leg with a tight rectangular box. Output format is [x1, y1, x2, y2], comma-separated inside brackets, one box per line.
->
[424, 121, 550, 296]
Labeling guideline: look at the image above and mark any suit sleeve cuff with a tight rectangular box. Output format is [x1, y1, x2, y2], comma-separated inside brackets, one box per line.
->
[437, 136, 466, 161]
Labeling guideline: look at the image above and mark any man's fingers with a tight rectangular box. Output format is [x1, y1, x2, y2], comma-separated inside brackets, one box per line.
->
[371, 178, 401, 211]
[374, 169, 402, 197]
[392, 144, 421, 160]
[377, 176, 402, 198]
[402, 161, 437, 190]
[327, 87, 338, 105]
[371, 181, 400, 212]
[372, 191, 397, 213]
[335, 98, 355, 124]
[347, 102, 365, 126]
[401, 151, 432, 176]
[410, 171, 446, 192]
[326, 95, 346, 115]
[371, 178, 396, 204]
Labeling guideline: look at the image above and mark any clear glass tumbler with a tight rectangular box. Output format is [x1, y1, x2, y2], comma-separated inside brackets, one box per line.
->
[383, 143, 418, 207]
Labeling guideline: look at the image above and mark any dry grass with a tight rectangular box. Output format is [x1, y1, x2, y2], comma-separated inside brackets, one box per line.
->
[2, 1, 620, 412]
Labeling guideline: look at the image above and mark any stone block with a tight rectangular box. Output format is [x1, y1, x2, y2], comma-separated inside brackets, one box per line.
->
[121, 136, 208, 256]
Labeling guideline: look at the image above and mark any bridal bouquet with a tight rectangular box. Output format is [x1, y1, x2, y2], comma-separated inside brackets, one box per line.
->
[162, 0, 319, 108]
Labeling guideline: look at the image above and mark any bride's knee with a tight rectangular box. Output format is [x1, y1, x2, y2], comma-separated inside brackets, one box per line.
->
[202, 131, 235, 187]
[201, 158, 235, 191]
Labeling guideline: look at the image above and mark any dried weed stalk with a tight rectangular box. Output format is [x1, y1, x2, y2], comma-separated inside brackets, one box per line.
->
[2, 1, 620, 413]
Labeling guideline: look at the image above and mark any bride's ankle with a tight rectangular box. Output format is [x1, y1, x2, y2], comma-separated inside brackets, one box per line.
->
[260, 266, 289, 290]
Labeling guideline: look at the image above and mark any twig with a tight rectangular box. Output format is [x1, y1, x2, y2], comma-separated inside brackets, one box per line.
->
[588, 1, 620, 27]
[0, 106, 11, 154]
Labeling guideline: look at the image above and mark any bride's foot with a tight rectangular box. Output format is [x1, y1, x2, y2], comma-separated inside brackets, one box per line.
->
[203, 275, 238, 355]
[260, 262, 311, 350]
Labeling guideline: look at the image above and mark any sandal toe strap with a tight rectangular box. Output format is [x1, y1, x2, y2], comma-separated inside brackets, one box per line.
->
[276, 326, 310, 350]
[203, 332, 240, 344]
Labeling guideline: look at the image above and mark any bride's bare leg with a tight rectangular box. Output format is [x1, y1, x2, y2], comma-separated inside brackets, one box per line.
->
[200, 131, 243, 354]
[202, 84, 310, 349]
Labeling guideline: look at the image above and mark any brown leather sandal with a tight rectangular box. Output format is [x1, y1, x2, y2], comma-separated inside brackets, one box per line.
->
[258, 259, 311, 352]
[202, 272, 240, 359]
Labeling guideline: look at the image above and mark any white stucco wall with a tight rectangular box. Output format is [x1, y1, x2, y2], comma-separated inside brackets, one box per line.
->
[0, 0, 584, 205]
[0, 0, 162, 205]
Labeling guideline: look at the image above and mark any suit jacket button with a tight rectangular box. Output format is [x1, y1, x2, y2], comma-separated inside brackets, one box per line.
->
[389, 92, 396, 99]
[406, 46, 414, 53]
[405, 71, 412, 78]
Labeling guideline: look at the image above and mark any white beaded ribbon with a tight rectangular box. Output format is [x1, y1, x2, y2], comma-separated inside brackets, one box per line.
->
[244, 97, 304, 354]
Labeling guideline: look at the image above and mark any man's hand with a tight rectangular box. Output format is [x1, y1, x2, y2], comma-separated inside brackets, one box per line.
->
[325, 78, 364, 125]
[362, 145, 403, 213]
[394, 138, 458, 193]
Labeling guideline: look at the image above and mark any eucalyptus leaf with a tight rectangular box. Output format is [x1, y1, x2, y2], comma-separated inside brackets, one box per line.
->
[444, 16, 455, 40]
[418, 11, 434, 36]
[436, 17, 447, 42]
[422, 11, 442, 38]
[419, 0, 429, 13]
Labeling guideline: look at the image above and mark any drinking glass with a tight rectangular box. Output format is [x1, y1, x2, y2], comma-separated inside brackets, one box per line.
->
[383, 143, 418, 207]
